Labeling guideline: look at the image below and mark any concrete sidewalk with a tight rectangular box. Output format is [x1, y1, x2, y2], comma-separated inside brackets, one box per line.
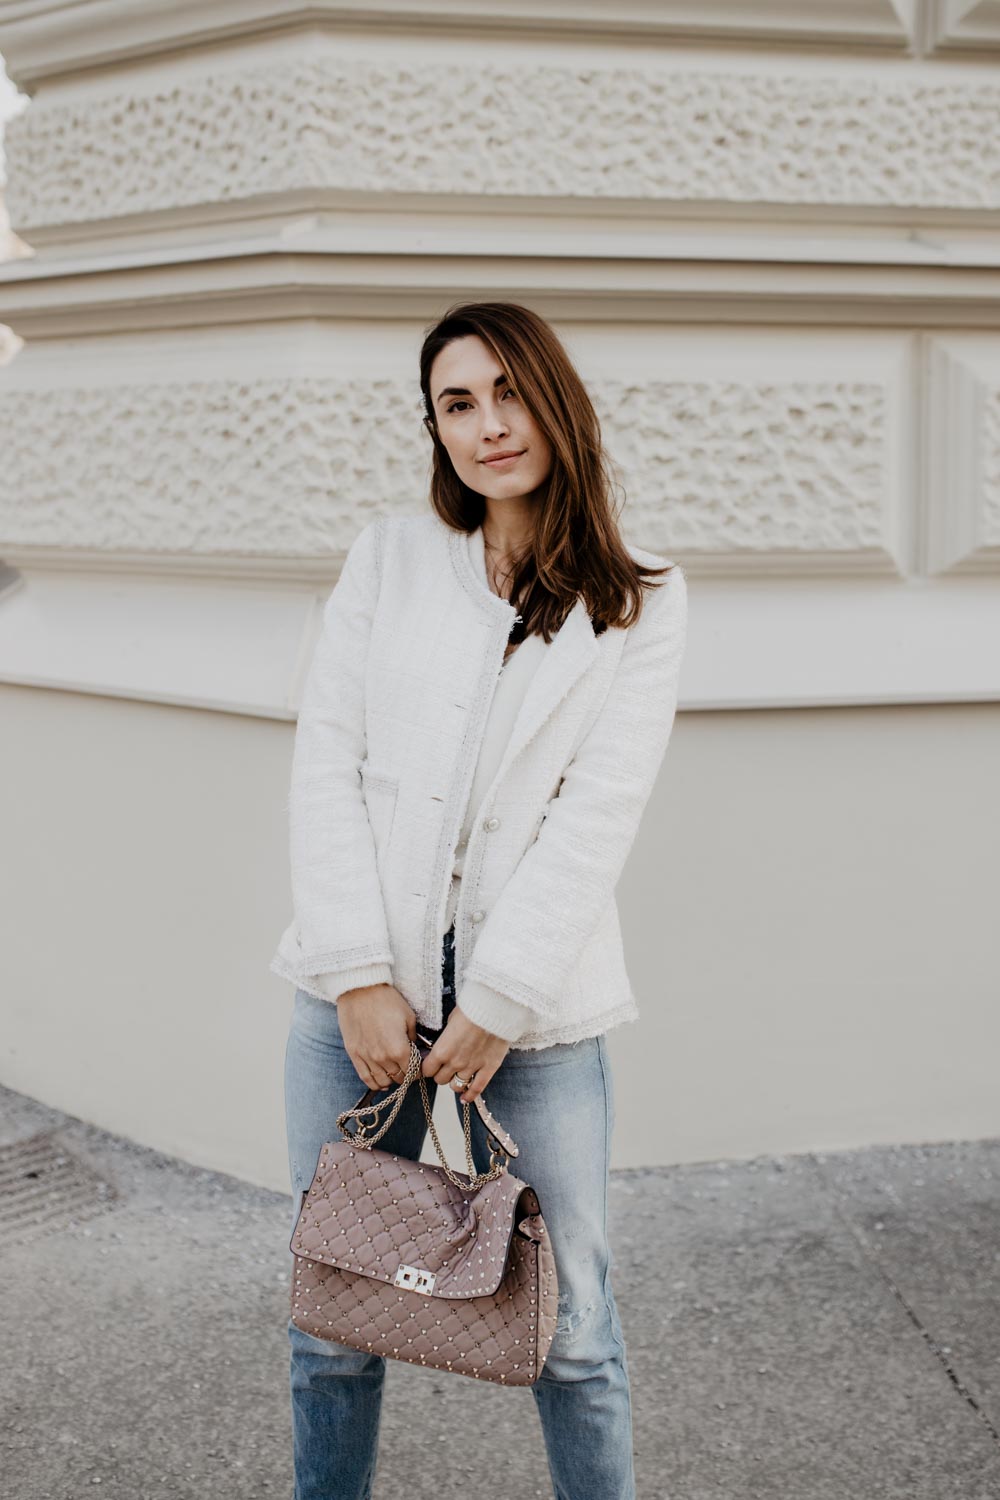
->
[1, 1082, 998, 1500]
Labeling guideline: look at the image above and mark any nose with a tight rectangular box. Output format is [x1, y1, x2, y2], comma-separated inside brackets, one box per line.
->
[480, 399, 510, 442]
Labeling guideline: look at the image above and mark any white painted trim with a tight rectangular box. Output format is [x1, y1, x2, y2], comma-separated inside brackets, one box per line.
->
[0, 0, 917, 85]
[924, 334, 1000, 576]
[683, 573, 1000, 709]
[1, 565, 997, 716]
[929, 0, 1000, 51]
[9, 203, 1000, 258]
[4, 246, 1000, 341]
[0, 567, 319, 720]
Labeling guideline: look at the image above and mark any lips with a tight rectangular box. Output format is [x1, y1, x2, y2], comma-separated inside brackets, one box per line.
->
[481, 451, 525, 467]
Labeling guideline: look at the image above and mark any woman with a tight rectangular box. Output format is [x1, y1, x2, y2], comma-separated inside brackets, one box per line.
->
[276, 300, 688, 1499]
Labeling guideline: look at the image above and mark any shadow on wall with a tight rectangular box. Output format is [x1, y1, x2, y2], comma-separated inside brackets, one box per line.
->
[0, 50, 31, 591]
[0, 48, 32, 362]
[0, 166, 30, 354]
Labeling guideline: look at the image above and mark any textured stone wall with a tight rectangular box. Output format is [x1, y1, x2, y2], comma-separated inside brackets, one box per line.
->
[0, 2, 996, 658]
[1, 0, 999, 1180]
[0, 375, 892, 559]
[6, 60, 1000, 228]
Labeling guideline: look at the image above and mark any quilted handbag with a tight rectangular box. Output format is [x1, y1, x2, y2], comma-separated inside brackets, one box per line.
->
[289, 1028, 559, 1385]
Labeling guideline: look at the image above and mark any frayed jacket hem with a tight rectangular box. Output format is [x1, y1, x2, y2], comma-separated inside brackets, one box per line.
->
[503, 995, 640, 1052]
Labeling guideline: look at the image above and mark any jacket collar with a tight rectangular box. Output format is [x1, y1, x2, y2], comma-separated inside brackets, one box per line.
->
[448, 522, 599, 771]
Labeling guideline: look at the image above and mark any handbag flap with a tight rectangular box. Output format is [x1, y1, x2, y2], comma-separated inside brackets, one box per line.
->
[290, 1139, 538, 1298]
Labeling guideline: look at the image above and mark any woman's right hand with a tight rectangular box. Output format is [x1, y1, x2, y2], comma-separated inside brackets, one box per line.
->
[336, 983, 418, 1091]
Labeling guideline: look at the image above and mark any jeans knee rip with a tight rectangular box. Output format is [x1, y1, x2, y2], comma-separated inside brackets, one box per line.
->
[554, 1294, 599, 1341]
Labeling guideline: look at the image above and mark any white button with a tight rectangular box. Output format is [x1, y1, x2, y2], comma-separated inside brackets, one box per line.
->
[484, 816, 500, 831]
[471, 909, 485, 923]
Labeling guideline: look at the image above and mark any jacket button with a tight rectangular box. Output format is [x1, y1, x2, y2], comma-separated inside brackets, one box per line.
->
[484, 816, 500, 831]
[471, 909, 485, 923]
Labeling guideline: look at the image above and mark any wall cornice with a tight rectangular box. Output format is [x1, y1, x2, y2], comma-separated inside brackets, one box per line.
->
[0, 0, 918, 86]
[3, 248, 1000, 341]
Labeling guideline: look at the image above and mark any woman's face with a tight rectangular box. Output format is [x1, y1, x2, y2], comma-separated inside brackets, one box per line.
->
[427, 335, 553, 503]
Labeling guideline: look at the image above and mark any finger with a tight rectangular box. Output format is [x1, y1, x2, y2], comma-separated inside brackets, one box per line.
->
[386, 1045, 417, 1082]
[459, 1065, 494, 1104]
[422, 1051, 454, 1084]
[446, 1062, 476, 1094]
[348, 1051, 377, 1090]
[421, 1048, 442, 1079]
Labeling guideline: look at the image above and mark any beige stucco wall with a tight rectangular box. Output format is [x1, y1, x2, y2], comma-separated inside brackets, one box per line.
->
[3, 680, 995, 1189]
[2, 2, 999, 1183]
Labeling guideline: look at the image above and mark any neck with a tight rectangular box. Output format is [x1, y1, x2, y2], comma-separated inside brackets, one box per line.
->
[480, 495, 536, 559]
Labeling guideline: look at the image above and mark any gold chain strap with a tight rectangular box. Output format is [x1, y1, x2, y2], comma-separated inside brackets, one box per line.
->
[336, 1041, 509, 1191]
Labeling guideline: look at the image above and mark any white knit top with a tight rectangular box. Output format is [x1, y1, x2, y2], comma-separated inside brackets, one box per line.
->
[443, 526, 547, 931]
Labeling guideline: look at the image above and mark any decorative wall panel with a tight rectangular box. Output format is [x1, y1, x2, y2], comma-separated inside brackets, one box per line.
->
[0, 374, 891, 563]
[6, 60, 1000, 230]
[593, 379, 889, 558]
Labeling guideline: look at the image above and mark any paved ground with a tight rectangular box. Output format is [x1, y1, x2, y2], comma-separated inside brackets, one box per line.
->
[1, 1082, 998, 1500]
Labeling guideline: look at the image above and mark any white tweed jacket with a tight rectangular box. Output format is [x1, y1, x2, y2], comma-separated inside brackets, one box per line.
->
[270, 511, 688, 1051]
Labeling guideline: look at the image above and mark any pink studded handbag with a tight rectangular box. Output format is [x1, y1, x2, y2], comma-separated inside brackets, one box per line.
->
[289, 1030, 559, 1385]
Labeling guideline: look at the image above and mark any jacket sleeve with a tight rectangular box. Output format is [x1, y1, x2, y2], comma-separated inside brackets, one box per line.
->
[456, 562, 688, 1039]
[285, 516, 395, 1002]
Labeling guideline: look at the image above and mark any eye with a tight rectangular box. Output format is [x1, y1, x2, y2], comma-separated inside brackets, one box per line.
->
[445, 387, 518, 414]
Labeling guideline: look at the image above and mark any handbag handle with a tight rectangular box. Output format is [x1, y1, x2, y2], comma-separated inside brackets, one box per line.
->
[336, 1032, 520, 1192]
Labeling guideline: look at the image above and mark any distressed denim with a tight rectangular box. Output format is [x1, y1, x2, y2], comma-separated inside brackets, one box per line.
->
[284, 923, 635, 1500]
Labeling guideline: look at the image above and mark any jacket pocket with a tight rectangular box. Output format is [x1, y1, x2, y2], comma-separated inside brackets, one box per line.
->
[360, 762, 399, 859]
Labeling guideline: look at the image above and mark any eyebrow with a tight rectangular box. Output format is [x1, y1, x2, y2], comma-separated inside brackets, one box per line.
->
[434, 372, 510, 406]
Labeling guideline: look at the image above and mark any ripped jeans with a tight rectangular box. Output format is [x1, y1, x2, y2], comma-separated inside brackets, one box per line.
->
[283, 922, 635, 1500]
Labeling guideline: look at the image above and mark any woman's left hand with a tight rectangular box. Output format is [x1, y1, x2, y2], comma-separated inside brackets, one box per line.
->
[421, 1009, 510, 1103]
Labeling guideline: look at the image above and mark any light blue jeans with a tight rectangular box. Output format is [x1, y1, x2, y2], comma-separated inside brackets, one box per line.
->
[284, 923, 635, 1500]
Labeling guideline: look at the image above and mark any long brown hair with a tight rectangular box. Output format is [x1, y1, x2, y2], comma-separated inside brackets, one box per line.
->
[418, 300, 676, 642]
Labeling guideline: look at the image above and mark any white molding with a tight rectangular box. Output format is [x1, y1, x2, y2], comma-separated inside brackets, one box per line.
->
[683, 573, 1000, 708]
[8, 197, 1000, 256]
[0, 544, 347, 586]
[1, 565, 998, 714]
[0, 566, 320, 719]
[0, 0, 918, 85]
[4, 248, 1000, 340]
[928, 0, 1000, 50]
[924, 335, 1000, 574]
